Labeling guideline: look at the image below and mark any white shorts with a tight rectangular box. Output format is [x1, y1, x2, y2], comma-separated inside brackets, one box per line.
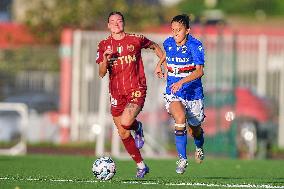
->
[164, 93, 205, 126]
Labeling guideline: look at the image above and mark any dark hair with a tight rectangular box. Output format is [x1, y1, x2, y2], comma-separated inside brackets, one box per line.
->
[171, 14, 190, 29]
[108, 11, 125, 23]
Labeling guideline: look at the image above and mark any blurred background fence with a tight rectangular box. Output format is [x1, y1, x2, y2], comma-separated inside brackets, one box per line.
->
[1, 0, 284, 158]
[0, 30, 283, 159]
[68, 30, 283, 159]
[0, 46, 60, 153]
[0, 47, 59, 96]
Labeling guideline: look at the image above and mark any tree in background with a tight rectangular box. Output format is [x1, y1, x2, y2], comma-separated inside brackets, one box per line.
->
[18, 0, 284, 44]
[175, 0, 284, 19]
[22, 0, 164, 44]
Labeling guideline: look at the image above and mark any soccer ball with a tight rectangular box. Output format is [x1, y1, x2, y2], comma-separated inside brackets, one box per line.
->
[92, 157, 116, 180]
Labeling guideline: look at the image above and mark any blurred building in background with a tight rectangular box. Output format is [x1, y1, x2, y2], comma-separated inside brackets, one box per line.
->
[0, 0, 60, 155]
[0, 0, 12, 21]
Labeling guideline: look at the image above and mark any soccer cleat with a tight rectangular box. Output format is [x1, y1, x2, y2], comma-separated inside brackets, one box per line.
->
[136, 165, 149, 178]
[176, 158, 188, 174]
[195, 147, 205, 163]
[134, 121, 145, 149]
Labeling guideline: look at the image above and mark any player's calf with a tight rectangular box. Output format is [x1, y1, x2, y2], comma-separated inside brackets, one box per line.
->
[189, 126, 205, 163]
[175, 123, 188, 160]
[174, 123, 188, 174]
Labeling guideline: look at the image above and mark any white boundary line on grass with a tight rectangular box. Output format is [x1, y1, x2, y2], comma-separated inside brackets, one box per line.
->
[1, 176, 284, 189]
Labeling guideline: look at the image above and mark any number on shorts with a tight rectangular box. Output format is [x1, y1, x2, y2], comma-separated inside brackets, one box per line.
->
[132, 90, 142, 98]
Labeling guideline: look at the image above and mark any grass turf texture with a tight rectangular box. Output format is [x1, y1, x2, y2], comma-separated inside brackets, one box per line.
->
[0, 155, 284, 189]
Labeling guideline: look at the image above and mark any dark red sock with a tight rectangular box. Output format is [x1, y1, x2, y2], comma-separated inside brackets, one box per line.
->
[121, 119, 139, 131]
[122, 136, 143, 163]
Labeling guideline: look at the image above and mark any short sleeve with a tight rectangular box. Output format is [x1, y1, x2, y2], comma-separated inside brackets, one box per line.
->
[96, 41, 104, 64]
[139, 35, 153, 49]
[190, 42, 205, 65]
[163, 40, 168, 52]
[163, 37, 171, 53]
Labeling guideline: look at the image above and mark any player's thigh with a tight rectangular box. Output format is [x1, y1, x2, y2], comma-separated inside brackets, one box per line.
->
[169, 101, 186, 124]
[120, 88, 145, 126]
[120, 103, 142, 126]
[186, 99, 205, 127]
[113, 116, 131, 139]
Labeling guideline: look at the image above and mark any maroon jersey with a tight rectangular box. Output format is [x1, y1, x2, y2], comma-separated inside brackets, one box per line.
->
[96, 33, 153, 95]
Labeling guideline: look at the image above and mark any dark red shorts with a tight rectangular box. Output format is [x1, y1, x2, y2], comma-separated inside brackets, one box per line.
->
[110, 88, 146, 117]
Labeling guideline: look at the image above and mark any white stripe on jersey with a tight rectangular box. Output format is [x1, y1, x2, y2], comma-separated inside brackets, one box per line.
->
[167, 63, 195, 68]
[168, 72, 190, 78]
[167, 63, 194, 77]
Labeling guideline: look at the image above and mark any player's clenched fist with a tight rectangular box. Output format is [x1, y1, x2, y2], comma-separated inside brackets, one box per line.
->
[103, 48, 113, 62]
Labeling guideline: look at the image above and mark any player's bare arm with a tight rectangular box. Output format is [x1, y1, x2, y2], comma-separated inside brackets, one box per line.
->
[155, 54, 167, 79]
[99, 48, 113, 78]
[149, 42, 164, 59]
[171, 65, 204, 94]
[149, 43, 167, 79]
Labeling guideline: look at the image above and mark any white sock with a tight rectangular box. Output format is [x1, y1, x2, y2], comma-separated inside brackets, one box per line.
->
[137, 161, 146, 169]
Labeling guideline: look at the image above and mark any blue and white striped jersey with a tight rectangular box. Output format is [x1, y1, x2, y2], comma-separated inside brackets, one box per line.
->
[163, 35, 205, 100]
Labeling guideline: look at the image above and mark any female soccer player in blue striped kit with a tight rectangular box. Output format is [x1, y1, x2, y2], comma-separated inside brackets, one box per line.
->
[155, 14, 205, 174]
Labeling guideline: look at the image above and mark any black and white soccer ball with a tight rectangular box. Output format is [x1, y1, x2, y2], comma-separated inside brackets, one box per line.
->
[92, 157, 116, 180]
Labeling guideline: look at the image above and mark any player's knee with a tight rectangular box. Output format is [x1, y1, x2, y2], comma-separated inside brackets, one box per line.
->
[117, 128, 131, 139]
[121, 124, 132, 130]
[174, 123, 187, 136]
[175, 129, 187, 136]
[120, 119, 134, 129]
[174, 116, 186, 124]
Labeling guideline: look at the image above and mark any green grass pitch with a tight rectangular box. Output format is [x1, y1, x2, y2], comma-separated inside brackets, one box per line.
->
[0, 155, 284, 189]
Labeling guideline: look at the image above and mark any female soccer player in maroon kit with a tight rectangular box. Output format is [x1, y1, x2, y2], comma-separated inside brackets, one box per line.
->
[96, 11, 165, 178]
